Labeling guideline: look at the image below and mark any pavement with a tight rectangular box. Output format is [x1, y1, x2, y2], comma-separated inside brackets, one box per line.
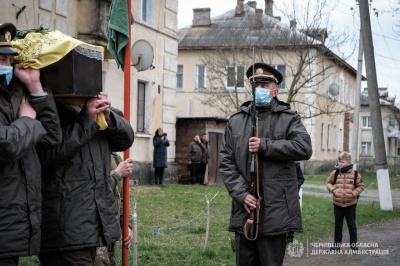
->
[283, 184, 400, 266]
[301, 183, 400, 208]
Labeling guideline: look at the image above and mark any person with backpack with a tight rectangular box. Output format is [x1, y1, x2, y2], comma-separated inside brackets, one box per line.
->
[326, 151, 364, 252]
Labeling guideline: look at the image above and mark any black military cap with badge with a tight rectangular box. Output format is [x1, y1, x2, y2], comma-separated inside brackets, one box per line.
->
[246, 62, 283, 85]
[0, 23, 18, 55]
[0, 23, 18, 87]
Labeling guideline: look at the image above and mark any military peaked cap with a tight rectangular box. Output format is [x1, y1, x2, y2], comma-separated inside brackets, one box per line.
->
[246, 62, 283, 85]
[0, 23, 18, 55]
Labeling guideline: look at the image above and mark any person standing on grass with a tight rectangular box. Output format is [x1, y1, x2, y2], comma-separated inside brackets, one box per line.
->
[153, 128, 170, 185]
[188, 134, 205, 184]
[326, 151, 364, 252]
[219, 62, 312, 265]
[199, 132, 210, 185]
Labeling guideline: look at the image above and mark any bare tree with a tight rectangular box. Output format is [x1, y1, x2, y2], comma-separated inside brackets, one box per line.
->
[199, 48, 252, 117]
[270, 0, 357, 118]
[195, 0, 357, 119]
[392, 0, 400, 37]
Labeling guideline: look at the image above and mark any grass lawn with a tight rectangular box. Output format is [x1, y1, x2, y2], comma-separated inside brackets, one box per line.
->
[19, 183, 400, 266]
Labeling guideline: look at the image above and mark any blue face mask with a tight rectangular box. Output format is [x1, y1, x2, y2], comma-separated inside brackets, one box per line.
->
[0, 65, 13, 85]
[255, 88, 272, 105]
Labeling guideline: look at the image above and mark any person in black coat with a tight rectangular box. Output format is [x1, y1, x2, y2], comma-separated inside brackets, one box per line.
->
[153, 128, 170, 184]
[0, 22, 61, 266]
[38, 93, 134, 266]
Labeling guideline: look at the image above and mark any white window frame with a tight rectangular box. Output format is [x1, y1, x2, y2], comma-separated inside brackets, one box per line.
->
[362, 116, 372, 128]
[196, 65, 206, 90]
[276, 65, 286, 91]
[225, 65, 245, 92]
[177, 65, 183, 91]
[361, 142, 372, 155]
[321, 123, 325, 150]
[338, 128, 343, 152]
[141, 0, 153, 23]
[333, 125, 337, 151]
[327, 124, 331, 150]
[137, 81, 149, 133]
[321, 69, 326, 96]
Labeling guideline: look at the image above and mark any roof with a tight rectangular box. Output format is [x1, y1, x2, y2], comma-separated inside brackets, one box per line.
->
[179, 6, 314, 49]
[361, 88, 397, 106]
[178, 3, 364, 79]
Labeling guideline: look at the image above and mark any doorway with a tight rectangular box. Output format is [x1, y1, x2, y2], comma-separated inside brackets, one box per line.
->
[208, 132, 223, 184]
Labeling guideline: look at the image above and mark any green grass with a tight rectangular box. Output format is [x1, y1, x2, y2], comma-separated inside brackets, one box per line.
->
[305, 171, 400, 189]
[19, 184, 400, 266]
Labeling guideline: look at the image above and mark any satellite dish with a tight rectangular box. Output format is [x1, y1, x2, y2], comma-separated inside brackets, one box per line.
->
[328, 83, 339, 96]
[131, 40, 154, 71]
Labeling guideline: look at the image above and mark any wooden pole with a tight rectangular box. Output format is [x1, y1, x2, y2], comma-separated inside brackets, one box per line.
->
[204, 194, 210, 249]
[122, 0, 132, 264]
[132, 199, 138, 265]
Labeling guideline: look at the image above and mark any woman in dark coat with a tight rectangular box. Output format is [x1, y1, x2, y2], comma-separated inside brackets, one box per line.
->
[153, 128, 170, 184]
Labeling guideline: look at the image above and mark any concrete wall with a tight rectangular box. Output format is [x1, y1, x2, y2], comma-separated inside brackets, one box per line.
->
[132, 161, 179, 185]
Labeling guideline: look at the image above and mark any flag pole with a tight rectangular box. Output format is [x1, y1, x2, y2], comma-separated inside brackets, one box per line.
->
[122, 0, 132, 265]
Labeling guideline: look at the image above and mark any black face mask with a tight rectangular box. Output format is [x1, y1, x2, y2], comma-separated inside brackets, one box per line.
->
[335, 163, 353, 173]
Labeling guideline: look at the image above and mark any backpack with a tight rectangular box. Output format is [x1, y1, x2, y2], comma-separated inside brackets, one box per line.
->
[333, 169, 359, 200]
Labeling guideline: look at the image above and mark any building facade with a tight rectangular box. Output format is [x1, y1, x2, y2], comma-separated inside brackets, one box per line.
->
[177, 0, 363, 174]
[1, 0, 179, 183]
[358, 88, 400, 171]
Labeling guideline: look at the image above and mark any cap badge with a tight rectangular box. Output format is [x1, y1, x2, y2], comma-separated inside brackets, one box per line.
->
[256, 68, 264, 75]
[5, 31, 11, 42]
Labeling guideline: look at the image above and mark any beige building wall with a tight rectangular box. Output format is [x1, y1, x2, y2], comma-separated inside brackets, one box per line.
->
[1, 0, 179, 163]
[359, 95, 399, 163]
[177, 46, 358, 164]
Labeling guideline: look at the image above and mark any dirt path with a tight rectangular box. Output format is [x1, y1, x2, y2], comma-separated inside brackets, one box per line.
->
[301, 184, 400, 208]
[283, 218, 400, 266]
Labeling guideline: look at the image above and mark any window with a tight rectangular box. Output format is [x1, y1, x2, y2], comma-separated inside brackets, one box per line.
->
[362, 116, 372, 128]
[321, 123, 325, 150]
[333, 125, 337, 150]
[321, 70, 326, 95]
[361, 142, 372, 155]
[327, 124, 331, 150]
[340, 78, 344, 103]
[137, 82, 146, 132]
[226, 65, 245, 90]
[196, 65, 206, 90]
[141, 0, 152, 23]
[276, 65, 286, 90]
[338, 128, 343, 152]
[177, 65, 183, 90]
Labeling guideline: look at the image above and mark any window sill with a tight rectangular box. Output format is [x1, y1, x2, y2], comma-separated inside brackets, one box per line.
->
[135, 132, 152, 139]
[225, 87, 246, 92]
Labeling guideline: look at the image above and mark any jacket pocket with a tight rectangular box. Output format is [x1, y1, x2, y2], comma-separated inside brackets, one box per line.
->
[229, 200, 248, 232]
[283, 182, 298, 217]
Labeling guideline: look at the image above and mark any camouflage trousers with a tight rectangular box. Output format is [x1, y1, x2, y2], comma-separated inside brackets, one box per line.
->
[94, 242, 117, 266]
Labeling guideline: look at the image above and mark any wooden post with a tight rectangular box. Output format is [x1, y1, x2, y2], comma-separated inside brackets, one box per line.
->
[204, 194, 210, 249]
[132, 198, 138, 266]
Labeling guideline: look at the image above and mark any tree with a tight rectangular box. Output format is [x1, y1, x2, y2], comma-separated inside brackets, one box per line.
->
[196, 0, 357, 119]
[199, 47, 252, 117]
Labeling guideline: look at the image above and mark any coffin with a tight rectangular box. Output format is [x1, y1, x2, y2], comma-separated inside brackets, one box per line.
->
[40, 46, 103, 98]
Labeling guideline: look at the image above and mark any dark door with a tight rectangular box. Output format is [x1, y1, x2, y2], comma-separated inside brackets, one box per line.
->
[208, 132, 223, 184]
